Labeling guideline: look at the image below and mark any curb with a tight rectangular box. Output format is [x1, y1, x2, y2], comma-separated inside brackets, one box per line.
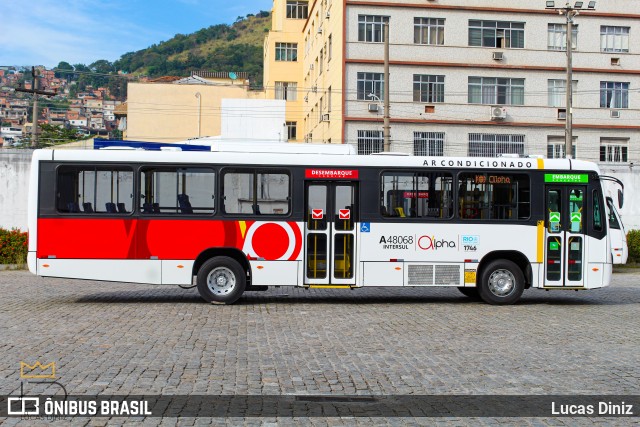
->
[0, 264, 27, 271]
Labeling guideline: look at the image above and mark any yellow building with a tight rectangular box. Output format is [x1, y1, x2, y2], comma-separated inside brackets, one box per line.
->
[264, 0, 345, 144]
[126, 72, 265, 142]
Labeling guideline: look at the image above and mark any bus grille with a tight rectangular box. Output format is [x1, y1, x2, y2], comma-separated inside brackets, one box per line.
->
[408, 264, 460, 286]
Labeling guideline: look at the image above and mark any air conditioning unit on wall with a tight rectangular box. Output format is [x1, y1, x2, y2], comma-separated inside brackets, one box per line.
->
[368, 103, 380, 112]
[321, 114, 330, 122]
[492, 51, 504, 61]
[491, 106, 507, 120]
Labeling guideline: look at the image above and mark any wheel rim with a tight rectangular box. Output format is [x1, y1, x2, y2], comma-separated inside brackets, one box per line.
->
[487, 269, 516, 297]
[206, 267, 236, 295]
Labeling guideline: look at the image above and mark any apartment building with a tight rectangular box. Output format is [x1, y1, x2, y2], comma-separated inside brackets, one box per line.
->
[263, 1, 308, 142]
[265, 0, 639, 164]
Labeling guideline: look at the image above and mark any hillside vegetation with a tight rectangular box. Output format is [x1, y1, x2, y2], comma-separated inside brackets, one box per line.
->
[114, 11, 271, 86]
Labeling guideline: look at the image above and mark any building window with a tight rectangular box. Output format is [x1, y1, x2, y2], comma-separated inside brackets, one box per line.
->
[468, 20, 524, 48]
[414, 132, 444, 156]
[414, 17, 445, 45]
[328, 34, 332, 61]
[286, 121, 297, 141]
[548, 79, 578, 107]
[286, 1, 308, 19]
[413, 75, 445, 103]
[327, 86, 332, 112]
[601, 26, 629, 53]
[275, 81, 298, 101]
[275, 42, 298, 61]
[357, 130, 383, 155]
[468, 77, 524, 105]
[357, 72, 384, 100]
[547, 136, 577, 159]
[468, 133, 525, 157]
[358, 15, 389, 43]
[547, 24, 578, 51]
[600, 81, 629, 108]
[600, 139, 628, 163]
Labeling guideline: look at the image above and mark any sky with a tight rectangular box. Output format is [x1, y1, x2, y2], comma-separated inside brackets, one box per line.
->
[0, 0, 273, 68]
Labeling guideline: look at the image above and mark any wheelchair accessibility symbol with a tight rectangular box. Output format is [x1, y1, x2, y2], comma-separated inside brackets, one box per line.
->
[360, 222, 370, 233]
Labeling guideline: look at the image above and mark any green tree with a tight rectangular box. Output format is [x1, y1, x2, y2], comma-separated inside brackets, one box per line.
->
[38, 124, 90, 148]
[54, 61, 74, 80]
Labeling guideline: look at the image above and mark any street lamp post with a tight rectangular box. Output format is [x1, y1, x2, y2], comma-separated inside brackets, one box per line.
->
[195, 92, 202, 138]
[546, 1, 596, 159]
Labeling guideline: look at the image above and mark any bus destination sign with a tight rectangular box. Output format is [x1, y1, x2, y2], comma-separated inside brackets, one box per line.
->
[544, 173, 589, 183]
[305, 169, 359, 179]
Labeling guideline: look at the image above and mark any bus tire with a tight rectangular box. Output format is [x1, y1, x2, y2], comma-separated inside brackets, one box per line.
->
[457, 287, 480, 299]
[478, 259, 524, 305]
[197, 256, 246, 304]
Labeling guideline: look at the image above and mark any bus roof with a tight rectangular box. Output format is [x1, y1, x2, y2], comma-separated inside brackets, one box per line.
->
[33, 149, 601, 173]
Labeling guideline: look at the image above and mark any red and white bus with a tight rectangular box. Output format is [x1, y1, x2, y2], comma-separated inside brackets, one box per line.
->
[27, 145, 624, 305]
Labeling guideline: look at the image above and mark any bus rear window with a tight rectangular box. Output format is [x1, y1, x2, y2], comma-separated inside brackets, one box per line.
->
[458, 173, 530, 220]
[56, 166, 134, 214]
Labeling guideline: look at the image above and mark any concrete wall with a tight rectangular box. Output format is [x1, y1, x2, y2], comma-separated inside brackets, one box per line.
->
[0, 149, 32, 231]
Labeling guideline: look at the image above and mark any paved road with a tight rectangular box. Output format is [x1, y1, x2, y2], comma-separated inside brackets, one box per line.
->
[1, 270, 639, 425]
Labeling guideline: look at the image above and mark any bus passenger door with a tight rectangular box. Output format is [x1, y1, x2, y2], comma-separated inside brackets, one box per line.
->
[544, 186, 586, 287]
[304, 182, 358, 286]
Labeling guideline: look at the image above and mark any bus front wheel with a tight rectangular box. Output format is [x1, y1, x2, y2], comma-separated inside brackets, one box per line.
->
[197, 257, 246, 304]
[478, 260, 524, 305]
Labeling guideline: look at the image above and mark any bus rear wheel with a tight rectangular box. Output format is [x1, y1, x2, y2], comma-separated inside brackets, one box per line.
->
[197, 256, 246, 304]
[478, 259, 524, 305]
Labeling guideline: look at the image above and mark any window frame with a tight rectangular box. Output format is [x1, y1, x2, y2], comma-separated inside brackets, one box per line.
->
[138, 166, 216, 216]
[379, 170, 454, 220]
[275, 42, 298, 62]
[414, 131, 445, 156]
[547, 23, 578, 51]
[358, 15, 389, 43]
[414, 17, 445, 45]
[357, 72, 384, 101]
[221, 168, 292, 216]
[468, 20, 525, 48]
[600, 25, 630, 53]
[55, 164, 135, 215]
[468, 133, 525, 157]
[286, 0, 308, 19]
[600, 81, 629, 109]
[413, 74, 445, 103]
[468, 77, 524, 105]
[357, 130, 383, 155]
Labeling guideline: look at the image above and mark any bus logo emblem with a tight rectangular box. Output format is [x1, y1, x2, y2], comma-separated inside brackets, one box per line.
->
[339, 209, 350, 220]
[311, 209, 324, 219]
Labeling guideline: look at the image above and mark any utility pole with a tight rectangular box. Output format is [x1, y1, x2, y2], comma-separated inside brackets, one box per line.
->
[545, 1, 596, 159]
[565, 16, 573, 159]
[383, 21, 390, 152]
[15, 67, 56, 147]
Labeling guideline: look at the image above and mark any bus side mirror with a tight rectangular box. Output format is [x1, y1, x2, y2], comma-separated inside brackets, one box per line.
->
[618, 189, 624, 209]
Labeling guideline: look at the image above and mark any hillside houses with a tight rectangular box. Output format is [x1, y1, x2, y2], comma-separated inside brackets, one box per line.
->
[0, 66, 124, 146]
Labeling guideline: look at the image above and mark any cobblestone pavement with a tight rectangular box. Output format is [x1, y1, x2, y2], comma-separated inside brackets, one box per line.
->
[1, 269, 639, 426]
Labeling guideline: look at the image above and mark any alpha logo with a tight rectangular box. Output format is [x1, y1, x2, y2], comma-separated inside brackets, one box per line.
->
[417, 235, 456, 251]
